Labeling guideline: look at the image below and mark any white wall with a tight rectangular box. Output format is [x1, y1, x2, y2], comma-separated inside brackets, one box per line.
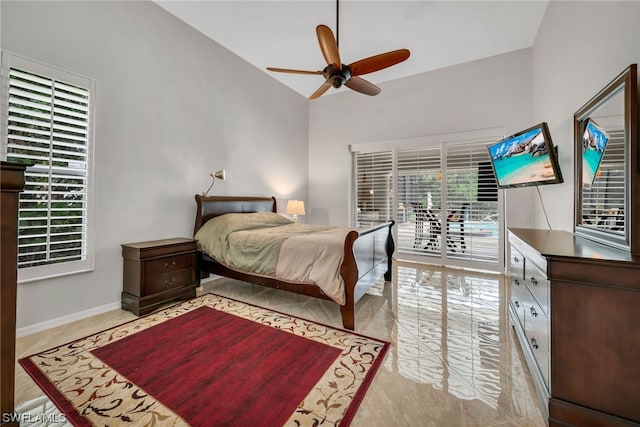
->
[530, 0, 640, 231]
[308, 48, 535, 228]
[2, 1, 309, 330]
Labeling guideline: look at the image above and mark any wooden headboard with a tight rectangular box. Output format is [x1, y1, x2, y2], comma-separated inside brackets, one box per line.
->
[194, 195, 277, 235]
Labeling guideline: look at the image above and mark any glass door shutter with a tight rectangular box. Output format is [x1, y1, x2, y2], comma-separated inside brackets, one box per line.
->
[444, 141, 500, 267]
[354, 151, 393, 226]
[396, 147, 442, 256]
[352, 133, 502, 272]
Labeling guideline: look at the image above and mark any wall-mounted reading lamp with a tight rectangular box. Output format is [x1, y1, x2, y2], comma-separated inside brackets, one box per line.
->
[203, 169, 226, 196]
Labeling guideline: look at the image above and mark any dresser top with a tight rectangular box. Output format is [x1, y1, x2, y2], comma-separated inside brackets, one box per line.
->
[509, 228, 640, 263]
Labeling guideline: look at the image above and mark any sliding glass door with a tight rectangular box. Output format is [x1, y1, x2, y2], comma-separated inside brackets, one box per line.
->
[353, 136, 503, 272]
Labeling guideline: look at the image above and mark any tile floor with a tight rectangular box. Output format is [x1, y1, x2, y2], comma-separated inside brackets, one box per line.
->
[14, 260, 546, 426]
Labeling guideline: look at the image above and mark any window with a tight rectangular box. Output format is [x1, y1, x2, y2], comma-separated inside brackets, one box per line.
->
[2, 53, 95, 282]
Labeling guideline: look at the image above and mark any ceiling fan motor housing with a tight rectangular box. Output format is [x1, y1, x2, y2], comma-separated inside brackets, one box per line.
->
[323, 64, 352, 88]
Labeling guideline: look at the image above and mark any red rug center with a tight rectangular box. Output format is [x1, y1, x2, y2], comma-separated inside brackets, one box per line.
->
[91, 306, 342, 426]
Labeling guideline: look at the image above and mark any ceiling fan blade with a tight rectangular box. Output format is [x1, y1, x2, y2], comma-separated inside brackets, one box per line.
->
[349, 49, 410, 76]
[266, 67, 323, 75]
[309, 81, 332, 99]
[316, 25, 341, 68]
[345, 76, 381, 96]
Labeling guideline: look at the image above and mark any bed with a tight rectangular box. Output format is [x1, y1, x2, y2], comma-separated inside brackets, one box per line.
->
[193, 195, 395, 330]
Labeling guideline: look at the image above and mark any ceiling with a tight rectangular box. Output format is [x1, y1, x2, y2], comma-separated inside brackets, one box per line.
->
[155, 1, 549, 98]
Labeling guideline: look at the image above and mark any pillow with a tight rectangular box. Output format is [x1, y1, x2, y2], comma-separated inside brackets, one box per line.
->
[195, 212, 293, 257]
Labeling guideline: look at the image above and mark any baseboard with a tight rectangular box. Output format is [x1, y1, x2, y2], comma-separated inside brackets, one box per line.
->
[19, 277, 227, 338]
[16, 301, 122, 338]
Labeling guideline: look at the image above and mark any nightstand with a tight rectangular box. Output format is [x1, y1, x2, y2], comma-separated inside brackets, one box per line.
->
[121, 238, 198, 316]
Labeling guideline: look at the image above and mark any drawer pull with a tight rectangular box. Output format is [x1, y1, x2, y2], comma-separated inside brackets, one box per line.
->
[514, 300, 520, 308]
[530, 306, 538, 317]
[530, 276, 538, 286]
[530, 338, 539, 349]
[164, 261, 176, 268]
[513, 256, 520, 263]
[514, 279, 521, 286]
[164, 278, 177, 284]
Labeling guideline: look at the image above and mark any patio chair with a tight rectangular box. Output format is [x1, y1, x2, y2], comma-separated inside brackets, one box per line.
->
[424, 209, 442, 250]
[411, 203, 427, 248]
[446, 203, 469, 253]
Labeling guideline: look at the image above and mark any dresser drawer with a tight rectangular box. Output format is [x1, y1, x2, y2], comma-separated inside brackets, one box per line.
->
[523, 296, 550, 388]
[510, 279, 527, 329]
[526, 314, 549, 388]
[524, 302, 548, 352]
[145, 253, 194, 277]
[529, 335, 550, 389]
[510, 246, 525, 281]
[524, 261, 549, 315]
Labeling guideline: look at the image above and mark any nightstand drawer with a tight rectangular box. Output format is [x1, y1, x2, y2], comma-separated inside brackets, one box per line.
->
[145, 253, 194, 277]
[146, 268, 194, 294]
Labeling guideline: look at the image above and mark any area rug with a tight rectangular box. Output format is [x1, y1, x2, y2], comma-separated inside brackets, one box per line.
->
[19, 293, 389, 426]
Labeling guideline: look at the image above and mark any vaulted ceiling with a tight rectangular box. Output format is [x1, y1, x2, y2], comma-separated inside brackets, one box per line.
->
[156, 1, 549, 98]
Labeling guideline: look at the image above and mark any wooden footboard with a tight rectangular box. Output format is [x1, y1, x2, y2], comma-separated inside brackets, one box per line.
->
[193, 195, 395, 330]
[339, 221, 395, 330]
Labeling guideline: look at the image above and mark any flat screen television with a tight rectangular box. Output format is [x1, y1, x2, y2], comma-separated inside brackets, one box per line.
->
[487, 122, 564, 189]
[581, 118, 610, 187]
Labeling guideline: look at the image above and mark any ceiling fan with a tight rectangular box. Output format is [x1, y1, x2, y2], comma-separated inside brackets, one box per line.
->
[266, 2, 410, 99]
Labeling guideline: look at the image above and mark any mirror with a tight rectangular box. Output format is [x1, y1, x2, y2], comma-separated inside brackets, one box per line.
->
[574, 64, 638, 253]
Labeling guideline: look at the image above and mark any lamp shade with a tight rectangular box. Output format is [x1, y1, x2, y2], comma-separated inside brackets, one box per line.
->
[212, 169, 225, 180]
[286, 200, 305, 216]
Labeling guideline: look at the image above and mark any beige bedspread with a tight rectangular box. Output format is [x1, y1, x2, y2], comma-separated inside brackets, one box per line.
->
[194, 212, 353, 304]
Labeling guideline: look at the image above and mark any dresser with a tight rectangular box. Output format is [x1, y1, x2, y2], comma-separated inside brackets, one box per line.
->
[508, 228, 640, 426]
[1, 162, 26, 427]
[509, 233, 550, 419]
[122, 238, 198, 315]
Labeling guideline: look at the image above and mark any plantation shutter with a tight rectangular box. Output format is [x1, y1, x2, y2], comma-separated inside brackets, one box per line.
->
[354, 151, 393, 226]
[3, 54, 95, 281]
[396, 147, 442, 254]
[444, 140, 499, 263]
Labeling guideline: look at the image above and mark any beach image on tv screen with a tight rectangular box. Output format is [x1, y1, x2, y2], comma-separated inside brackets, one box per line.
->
[488, 127, 556, 187]
[582, 120, 609, 186]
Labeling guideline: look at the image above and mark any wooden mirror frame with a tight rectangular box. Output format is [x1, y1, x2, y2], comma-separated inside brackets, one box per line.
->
[574, 64, 638, 254]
